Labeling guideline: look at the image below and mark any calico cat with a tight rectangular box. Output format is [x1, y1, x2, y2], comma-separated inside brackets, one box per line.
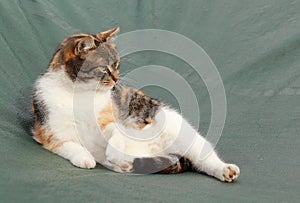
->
[32, 27, 240, 182]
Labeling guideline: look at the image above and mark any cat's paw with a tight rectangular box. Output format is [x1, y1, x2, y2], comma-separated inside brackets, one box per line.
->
[119, 161, 133, 173]
[113, 161, 133, 173]
[71, 154, 96, 169]
[221, 164, 240, 182]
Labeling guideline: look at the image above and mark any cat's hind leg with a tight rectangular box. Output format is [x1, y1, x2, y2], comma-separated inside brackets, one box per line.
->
[186, 135, 240, 182]
[104, 129, 134, 173]
[162, 110, 240, 182]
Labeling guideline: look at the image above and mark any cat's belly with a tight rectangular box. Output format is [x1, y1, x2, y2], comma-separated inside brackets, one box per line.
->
[107, 107, 192, 158]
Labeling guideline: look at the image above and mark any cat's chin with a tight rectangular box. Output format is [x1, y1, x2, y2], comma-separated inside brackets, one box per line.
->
[97, 84, 114, 92]
[73, 81, 114, 92]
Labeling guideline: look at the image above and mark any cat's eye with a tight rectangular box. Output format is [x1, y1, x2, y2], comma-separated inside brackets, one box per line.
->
[93, 39, 101, 46]
[112, 61, 120, 70]
[98, 66, 107, 72]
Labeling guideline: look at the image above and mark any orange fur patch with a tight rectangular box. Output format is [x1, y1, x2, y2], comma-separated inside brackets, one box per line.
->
[144, 117, 152, 124]
[136, 90, 144, 95]
[33, 120, 68, 152]
[98, 103, 116, 130]
[120, 87, 131, 105]
[49, 34, 92, 71]
[49, 54, 62, 70]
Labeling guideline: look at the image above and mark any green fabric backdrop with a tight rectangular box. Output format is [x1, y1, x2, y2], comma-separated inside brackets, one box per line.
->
[0, 0, 299, 202]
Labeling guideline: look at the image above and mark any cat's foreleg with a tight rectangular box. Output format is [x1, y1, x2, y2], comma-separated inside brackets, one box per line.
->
[55, 141, 96, 169]
[33, 126, 96, 169]
[186, 135, 240, 182]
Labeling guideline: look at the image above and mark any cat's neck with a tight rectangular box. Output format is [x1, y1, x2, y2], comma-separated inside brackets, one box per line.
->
[45, 66, 113, 94]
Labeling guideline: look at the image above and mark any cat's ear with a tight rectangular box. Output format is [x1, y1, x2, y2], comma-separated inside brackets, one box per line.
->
[96, 26, 120, 42]
[74, 37, 96, 56]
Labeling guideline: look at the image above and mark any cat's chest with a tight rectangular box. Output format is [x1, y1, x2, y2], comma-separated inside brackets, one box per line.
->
[45, 88, 111, 118]
[38, 70, 111, 115]
[72, 91, 111, 149]
[72, 90, 111, 119]
[40, 75, 112, 139]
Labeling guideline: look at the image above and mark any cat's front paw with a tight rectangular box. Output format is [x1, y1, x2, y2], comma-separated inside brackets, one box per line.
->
[71, 154, 96, 169]
[221, 164, 240, 182]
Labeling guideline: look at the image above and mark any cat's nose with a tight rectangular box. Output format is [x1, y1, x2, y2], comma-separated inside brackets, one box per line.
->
[111, 72, 119, 82]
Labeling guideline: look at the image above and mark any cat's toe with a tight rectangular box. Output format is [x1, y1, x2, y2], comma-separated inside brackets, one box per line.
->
[83, 159, 97, 169]
[120, 161, 133, 173]
[221, 164, 240, 182]
[113, 161, 133, 173]
[71, 154, 96, 169]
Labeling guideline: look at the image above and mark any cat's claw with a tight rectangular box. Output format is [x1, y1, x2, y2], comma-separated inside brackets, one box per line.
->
[221, 164, 240, 182]
[71, 154, 96, 169]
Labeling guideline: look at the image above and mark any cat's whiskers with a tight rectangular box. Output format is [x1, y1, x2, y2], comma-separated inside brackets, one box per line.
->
[118, 77, 138, 87]
[115, 81, 126, 87]
[118, 48, 131, 56]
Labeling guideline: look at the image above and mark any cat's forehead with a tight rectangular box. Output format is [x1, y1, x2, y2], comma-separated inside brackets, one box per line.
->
[87, 43, 119, 65]
[60, 33, 118, 52]
[97, 43, 119, 56]
[62, 33, 119, 63]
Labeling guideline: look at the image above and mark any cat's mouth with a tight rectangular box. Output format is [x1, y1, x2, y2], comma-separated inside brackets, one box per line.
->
[100, 73, 119, 87]
[101, 80, 117, 87]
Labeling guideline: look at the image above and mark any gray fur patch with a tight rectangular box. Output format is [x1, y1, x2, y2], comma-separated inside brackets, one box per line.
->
[111, 84, 162, 128]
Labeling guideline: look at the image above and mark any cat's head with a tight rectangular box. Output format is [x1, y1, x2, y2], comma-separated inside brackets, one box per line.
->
[50, 27, 120, 89]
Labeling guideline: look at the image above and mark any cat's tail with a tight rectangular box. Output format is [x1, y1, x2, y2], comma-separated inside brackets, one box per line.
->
[132, 154, 193, 174]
